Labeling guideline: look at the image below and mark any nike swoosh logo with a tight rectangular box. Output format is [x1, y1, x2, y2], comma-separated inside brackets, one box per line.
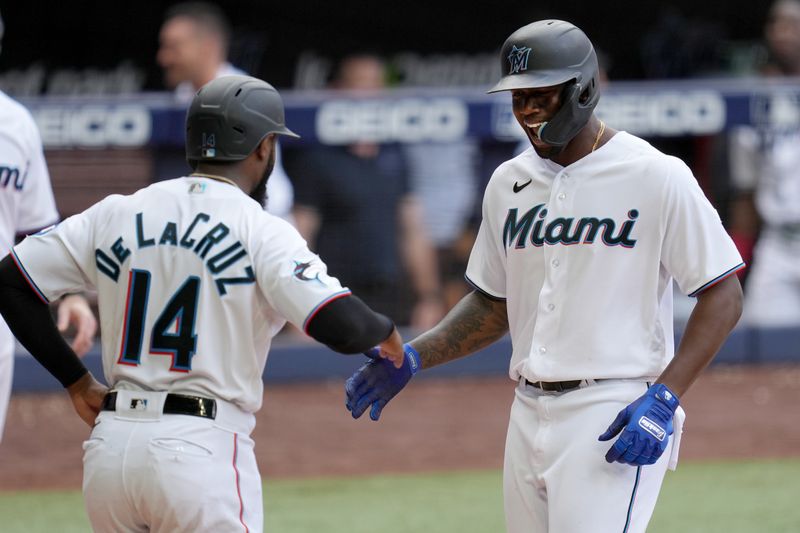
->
[513, 179, 532, 193]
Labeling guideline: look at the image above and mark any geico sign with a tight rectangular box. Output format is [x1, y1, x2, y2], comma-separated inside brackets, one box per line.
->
[597, 91, 726, 136]
[32, 105, 151, 148]
[316, 98, 468, 144]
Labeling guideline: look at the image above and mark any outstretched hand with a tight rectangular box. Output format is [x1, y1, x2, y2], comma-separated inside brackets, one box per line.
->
[375, 326, 405, 369]
[598, 383, 680, 466]
[67, 373, 109, 427]
[345, 343, 420, 421]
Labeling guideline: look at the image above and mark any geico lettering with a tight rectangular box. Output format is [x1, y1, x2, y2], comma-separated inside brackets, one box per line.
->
[317, 98, 467, 144]
[596, 91, 725, 136]
[33, 105, 151, 148]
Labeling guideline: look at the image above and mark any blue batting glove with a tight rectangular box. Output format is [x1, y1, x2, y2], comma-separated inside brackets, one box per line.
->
[598, 383, 680, 466]
[345, 343, 420, 421]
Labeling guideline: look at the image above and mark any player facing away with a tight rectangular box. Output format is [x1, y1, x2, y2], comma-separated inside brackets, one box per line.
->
[345, 20, 744, 533]
[0, 75, 404, 532]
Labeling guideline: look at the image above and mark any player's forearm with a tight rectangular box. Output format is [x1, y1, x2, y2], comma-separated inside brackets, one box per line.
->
[410, 290, 508, 369]
[657, 275, 743, 396]
[0, 255, 88, 387]
[306, 294, 395, 354]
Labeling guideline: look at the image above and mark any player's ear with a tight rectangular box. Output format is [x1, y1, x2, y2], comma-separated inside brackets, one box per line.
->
[255, 134, 275, 162]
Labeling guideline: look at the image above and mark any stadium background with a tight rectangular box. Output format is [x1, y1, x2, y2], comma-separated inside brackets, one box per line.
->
[1, 1, 799, 532]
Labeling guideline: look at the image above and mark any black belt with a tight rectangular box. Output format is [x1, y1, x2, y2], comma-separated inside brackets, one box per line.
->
[101, 391, 217, 420]
[525, 379, 583, 392]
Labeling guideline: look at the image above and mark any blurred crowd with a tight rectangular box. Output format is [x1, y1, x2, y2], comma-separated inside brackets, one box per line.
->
[8, 0, 800, 334]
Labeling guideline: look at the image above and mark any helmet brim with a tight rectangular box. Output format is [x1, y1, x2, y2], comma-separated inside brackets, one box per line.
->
[487, 70, 577, 94]
[273, 125, 301, 139]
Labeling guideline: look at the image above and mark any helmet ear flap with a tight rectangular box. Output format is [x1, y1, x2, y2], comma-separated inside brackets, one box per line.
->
[538, 80, 595, 149]
[579, 78, 596, 105]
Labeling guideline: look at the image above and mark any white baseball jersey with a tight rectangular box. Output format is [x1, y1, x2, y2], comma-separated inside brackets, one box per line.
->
[12, 176, 350, 413]
[0, 90, 59, 437]
[466, 131, 744, 383]
[730, 126, 800, 226]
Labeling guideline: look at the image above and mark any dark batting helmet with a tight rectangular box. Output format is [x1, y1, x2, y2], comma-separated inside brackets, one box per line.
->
[489, 20, 600, 147]
[186, 75, 299, 166]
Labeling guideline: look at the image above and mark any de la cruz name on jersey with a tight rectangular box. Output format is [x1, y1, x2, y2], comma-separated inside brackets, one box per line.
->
[94, 211, 255, 295]
[503, 203, 639, 250]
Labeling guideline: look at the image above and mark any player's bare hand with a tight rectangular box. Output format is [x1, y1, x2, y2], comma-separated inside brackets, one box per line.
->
[67, 373, 108, 427]
[58, 294, 97, 357]
[376, 327, 404, 368]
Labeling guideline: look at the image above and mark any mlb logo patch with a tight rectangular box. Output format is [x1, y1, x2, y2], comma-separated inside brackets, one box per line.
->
[130, 398, 148, 410]
[189, 182, 207, 194]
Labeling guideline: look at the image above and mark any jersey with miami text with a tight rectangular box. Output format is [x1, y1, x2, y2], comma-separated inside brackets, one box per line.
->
[466, 132, 744, 382]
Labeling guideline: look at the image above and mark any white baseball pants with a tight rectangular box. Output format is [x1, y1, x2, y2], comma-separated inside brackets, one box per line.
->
[504, 379, 683, 533]
[82, 390, 261, 532]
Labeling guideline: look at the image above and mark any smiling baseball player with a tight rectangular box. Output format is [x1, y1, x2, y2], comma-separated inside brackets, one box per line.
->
[0, 75, 404, 532]
[346, 20, 744, 533]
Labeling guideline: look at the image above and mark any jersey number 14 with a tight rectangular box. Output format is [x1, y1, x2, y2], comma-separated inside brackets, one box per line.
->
[118, 269, 200, 372]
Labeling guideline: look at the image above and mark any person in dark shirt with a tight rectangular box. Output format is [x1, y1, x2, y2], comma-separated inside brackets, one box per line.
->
[289, 54, 443, 329]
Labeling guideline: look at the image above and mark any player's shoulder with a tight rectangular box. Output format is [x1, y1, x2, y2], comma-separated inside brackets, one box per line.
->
[488, 147, 537, 184]
[0, 91, 39, 136]
[609, 131, 693, 181]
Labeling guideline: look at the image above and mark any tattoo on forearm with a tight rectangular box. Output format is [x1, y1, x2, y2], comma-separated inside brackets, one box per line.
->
[412, 291, 508, 369]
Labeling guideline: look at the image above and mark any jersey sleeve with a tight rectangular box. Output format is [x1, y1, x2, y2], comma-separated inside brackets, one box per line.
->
[16, 116, 59, 234]
[252, 217, 351, 331]
[11, 197, 114, 302]
[660, 158, 744, 297]
[464, 177, 507, 300]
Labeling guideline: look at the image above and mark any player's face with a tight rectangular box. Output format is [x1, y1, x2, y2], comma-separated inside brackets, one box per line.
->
[157, 18, 206, 88]
[766, 1, 800, 70]
[511, 85, 563, 158]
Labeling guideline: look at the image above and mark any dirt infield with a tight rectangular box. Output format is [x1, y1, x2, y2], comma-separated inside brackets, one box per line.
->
[1, 364, 798, 491]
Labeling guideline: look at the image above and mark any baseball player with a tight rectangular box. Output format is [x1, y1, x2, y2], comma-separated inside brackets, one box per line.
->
[731, 0, 800, 327]
[0, 9, 96, 442]
[0, 75, 404, 532]
[345, 20, 744, 533]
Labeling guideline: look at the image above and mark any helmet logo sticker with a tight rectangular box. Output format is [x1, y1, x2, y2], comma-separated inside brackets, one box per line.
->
[507, 45, 532, 74]
[201, 133, 216, 158]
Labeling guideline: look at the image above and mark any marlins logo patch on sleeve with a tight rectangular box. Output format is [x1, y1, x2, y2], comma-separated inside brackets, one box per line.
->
[292, 260, 326, 285]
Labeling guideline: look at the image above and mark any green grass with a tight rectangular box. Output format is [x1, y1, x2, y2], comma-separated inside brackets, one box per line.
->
[0, 459, 798, 532]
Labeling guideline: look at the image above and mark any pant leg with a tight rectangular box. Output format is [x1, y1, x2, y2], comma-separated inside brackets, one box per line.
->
[83, 413, 148, 532]
[141, 417, 263, 533]
[0, 321, 15, 442]
[84, 413, 263, 533]
[543, 381, 671, 533]
[503, 385, 549, 533]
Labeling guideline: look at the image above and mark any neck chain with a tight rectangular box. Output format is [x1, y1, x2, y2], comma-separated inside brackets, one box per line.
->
[190, 173, 238, 188]
[591, 121, 606, 152]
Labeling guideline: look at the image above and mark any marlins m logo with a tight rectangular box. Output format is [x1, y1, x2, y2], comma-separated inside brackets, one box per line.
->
[507, 45, 532, 74]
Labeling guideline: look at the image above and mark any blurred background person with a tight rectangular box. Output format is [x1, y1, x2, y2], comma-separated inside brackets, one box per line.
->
[0, 8, 96, 441]
[404, 139, 478, 311]
[728, 0, 800, 328]
[286, 53, 444, 330]
[156, 1, 294, 219]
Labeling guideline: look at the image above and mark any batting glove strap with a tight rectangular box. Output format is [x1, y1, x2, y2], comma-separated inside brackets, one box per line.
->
[404, 343, 421, 376]
[648, 383, 680, 413]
